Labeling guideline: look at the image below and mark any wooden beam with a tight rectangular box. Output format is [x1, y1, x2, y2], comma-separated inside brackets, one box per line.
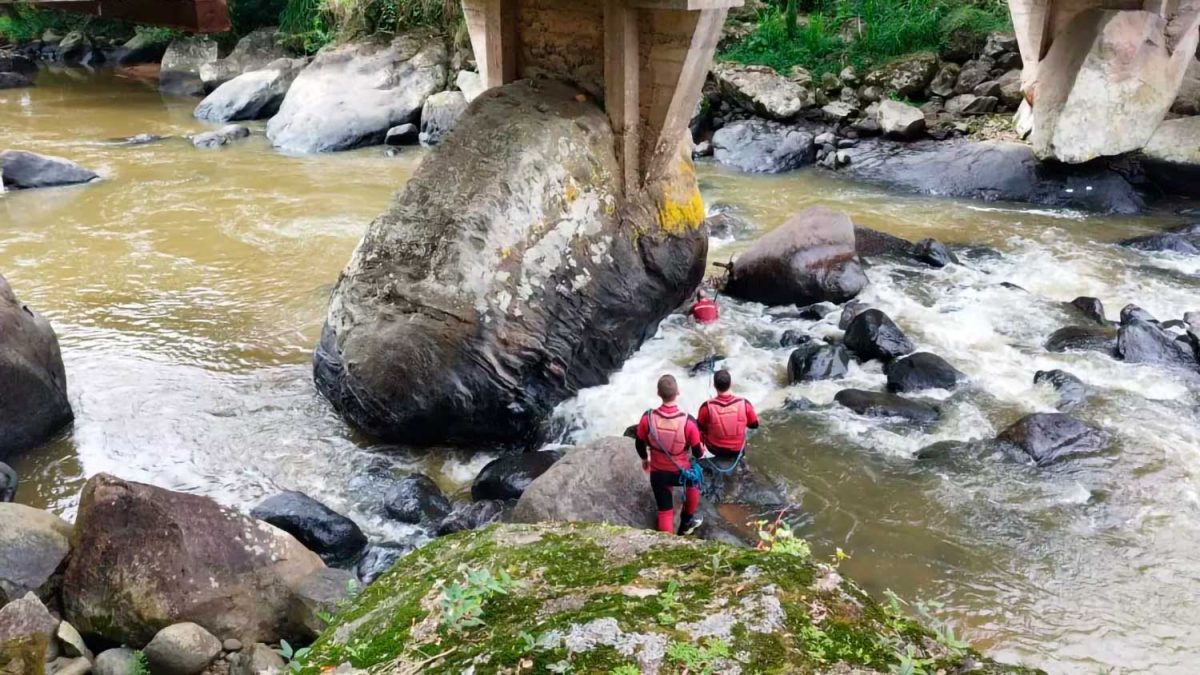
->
[483, 0, 517, 89]
[605, 0, 641, 194]
[10, 0, 230, 32]
[648, 7, 727, 181]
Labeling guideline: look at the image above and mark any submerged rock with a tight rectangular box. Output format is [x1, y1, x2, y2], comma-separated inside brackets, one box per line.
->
[0, 503, 72, 607]
[913, 238, 960, 267]
[723, 206, 867, 306]
[787, 342, 850, 382]
[471, 451, 562, 502]
[0, 151, 97, 190]
[1045, 325, 1117, 354]
[834, 389, 940, 424]
[191, 124, 250, 149]
[312, 80, 706, 445]
[0, 275, 73, 460]
[885, 352, 965, 392]
[996, 413, 1111, 465]
[62, 474, 325, 646]
[843, 309, 914, 362]
[705, 211, 755, 240]
[267, 33, 447, 153]
[382, 474, 451, 528]
[1119, 223, 1200, 255]
[250, 491, 368, 569]
[1034, 369, 1090, 411]
[711, 119, 816, 173]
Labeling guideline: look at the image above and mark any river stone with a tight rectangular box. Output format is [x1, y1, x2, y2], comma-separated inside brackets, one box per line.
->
[1142, 117, 1200, 197]
[0, 71, 34, 90]
[93, 648, 136, 675]
[356, 543, 414, 585]
[884, 352, 965, 392]
[250, 491, 368, 569]
[289, 568, 356, 639]
[0, 504, 71, 607]
[946, 94, 997, 116]
[1069, 296, 1107, 325]
[228, 644, 286, 675]
[471, 450, 562, 501]
[312, 80, 707, 444]
[55, 622, 89, 660]
[62, 473, 325, 647]
[1120, 304, 1156, 325]
[705, 211, 755, 240]
[199, 28, 289, 91]
[456, 69, 485, 102]
[0, 151, 97, 190]
[0, 592, 58, 663]
[385, 123, 419, 146]
[1119, 222, 1200, 254]
[710, 62, 814, 120]
[833, 389, 940, 424]
[723, 206, 867, 306]
[435, 499, 511, 536]
[192, 124, 250, 149]
[787, 342, 850, 382]
[928, 63, 959, 98]
[0, 462, 15, 502]
[1034, 369, 1090, 411]
[844, 309, 914, 362]
[914, 238, 959, 267]
[1118, 318, 1198, 369]
[711, 119, 816, 173]
[194, 58, 307, 122]
[0, 275, 73, 460]
[56, 31, 97, 66]
[160, 36, 220, 97]
[780, 329, 810, 348]
[144, 623, 221, 675]
[115, 31, 169, 66]
[268, 32, 447, 153]
[953, 58, 993, 95]
[997, 413, 1111, 465]
[878, 100, 925, 140]
[1045, 325, 1117, 354]
[418, 90, 467, 146]
[997, 69, 1023, 108]
[0, 53, 36, 78]
[1031, 9, 1200, 163]
[864, 52, 939, 98]
[382, 474, 451, 527]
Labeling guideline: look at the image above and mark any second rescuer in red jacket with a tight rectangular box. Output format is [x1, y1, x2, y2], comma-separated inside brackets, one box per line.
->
[697, 369, 759, 462]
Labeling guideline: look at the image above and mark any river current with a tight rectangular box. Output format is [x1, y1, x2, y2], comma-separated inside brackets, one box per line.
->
[2, 70, 1199, 673]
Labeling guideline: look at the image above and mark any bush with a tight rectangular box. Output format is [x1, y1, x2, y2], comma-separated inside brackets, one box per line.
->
[279, 0, 461, 53]
[721, 0, 1011, 75]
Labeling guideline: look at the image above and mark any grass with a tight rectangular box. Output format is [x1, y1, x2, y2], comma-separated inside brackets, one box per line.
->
[720, 0, 1012, 76]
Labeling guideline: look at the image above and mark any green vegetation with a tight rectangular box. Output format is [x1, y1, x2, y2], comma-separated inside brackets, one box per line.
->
[721, 0, 1012, 75]
[0, 3, 145, 44]
[130, 650, 150, 675]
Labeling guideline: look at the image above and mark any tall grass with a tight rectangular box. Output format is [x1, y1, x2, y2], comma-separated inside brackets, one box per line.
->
[279, 0, 460, 53]
[721, 0, 1011, 75]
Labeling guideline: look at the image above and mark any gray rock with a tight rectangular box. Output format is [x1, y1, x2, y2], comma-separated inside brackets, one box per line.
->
[223, 638, 243, 652]
[0, 462, 15, 502]
[954, 57, 994, 95]
[384, 123, 419, 146]
[1118, 318, 1198, 369]
[267, 33, 447, 153]
[456, 69, 485, 102]
[435, 500, 511, 537]
[787, 342, 850, 382]
[472, 451, 562, 501]
[115, 31, 169, 66]
[56, 621, 91, 659]
[0, 71, 35, 89]
[996, 69, 1023, 108]
[711, 62, 814, 119]
[94, 648, 136, 675]
[228, 643, 286, 675]
[1069, 296, 1107, 325]
[160, 36, 220, 97]
[194, 58, 307, 122]
[0, 151, 97, 190]
[839, 65, 859, 87]
[0, 592, 59, 662]
[983, 32, 1019, 59]
[419, 90, 468, 146]
[885, 352, 965, 392]
[844, 309, 914, 362]
[1034, 369, 1090, 411]
[289, 568, 357, 639]
[863, 52, 938, 98]
[946, 94, 997, 116]
[973, 80, 1002, 98]
[0, 503, 71, 606]
[928, 63, 959, 98]
[56, 31, 96, 65]
[1045, 325, 1118, 354]
[49, 657, 92, 675]
[997, 413, 1111, 465]
[878, 99, 925, 140]
[145, 623, 222, 675]
[834, 389, 940, 424]
[199, 28, 289, 91]
[711, 119, 816, 173]
[355, 543, 414, 584]
[191, 124, 251, 149]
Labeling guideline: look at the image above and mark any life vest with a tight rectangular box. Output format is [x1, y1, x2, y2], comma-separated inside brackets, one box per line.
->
[704, 396, 747, 451]
[692, 298, 719, 324]
[645, 409, 689, 462]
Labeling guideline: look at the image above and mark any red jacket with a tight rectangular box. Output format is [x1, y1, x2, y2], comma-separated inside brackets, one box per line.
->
[636, 404, 703, 472]
[698, 393, 759, 452]
[691, 298, 719, 324]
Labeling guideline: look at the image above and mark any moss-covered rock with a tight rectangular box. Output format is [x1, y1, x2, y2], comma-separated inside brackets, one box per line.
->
[297, 523, 1042, 674]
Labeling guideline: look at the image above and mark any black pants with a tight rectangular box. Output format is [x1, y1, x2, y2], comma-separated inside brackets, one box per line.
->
[650, 470, 683, 511]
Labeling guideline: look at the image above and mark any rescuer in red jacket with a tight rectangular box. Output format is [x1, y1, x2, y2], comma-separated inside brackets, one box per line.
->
[635, 374, 706, 536]
[697, 369, 760, 464]
[691, 289, 719, 324]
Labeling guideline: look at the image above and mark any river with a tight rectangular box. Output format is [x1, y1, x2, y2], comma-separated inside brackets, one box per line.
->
[2, 70, 1198, 674]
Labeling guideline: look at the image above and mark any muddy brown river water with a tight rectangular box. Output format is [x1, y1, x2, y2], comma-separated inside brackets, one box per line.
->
[3, 69, 1199, 673]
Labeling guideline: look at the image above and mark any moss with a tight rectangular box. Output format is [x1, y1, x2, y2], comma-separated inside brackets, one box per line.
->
[297, 523, 1044, 675]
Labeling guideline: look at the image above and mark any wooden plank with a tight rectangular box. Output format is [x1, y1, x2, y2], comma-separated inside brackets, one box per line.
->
[647, 7, 726, 180]
[13, 0, 230, 32]
[483, 0, 517, 88]
[604, 0, 641, 193]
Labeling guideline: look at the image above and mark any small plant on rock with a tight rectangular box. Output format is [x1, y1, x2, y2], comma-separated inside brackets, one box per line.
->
[755, 515, 812, 559]
[275, 640, 311, 673]
[130, 650, 150, 675]
[438, 565, 520, 632]
[666, 638, 732, 675]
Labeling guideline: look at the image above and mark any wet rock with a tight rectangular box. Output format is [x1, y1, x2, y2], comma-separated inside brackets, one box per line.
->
[200, 28, 289, 91]
[419, 90, 468, 146]
[711, 119, 816, 173]
[194, 58, 307, 122]
[56, 32, 98, 66]
[913, 238, 959, 267]
[779, 329, 811, 348]
[863, 52, 939, 98]
[838, 301, 868, 330]
[0, 151, 97, 190]
[108, 133, 164, 146]
[878, 100, 925, 140]
[0, 275, 73, 460]
[783, 396, 818, 411]
[996, 413, 1111, 465]
[1034, 369, 1090, 411]
[356, 543, 414, 584]
[723, 206, 867, 306]
[160, 36, 220, 97]
[884, 352, 965, 392]
[228, 644, 286, 675]
[705, 211, 755, 240]
[191, 124, 250, 149]
[787, 342, 850, 382]
[0, 53, 37, 78]
[711, 62, 814, 120]
[843, 309, 914, 362]
[435, 500, 512, 537]
[1118, 318, 1198, 369]
[268, 33, 447, 153]
[838, 139, 1143, 214]
[62, 474, 325, 646]
[382, 474, 451, 527]
[834, 389, 940, 424]
[0, 504, 72, 607]
[312, 81, 706, 445]
[114, 31, 169, 66]
[914, 440, 972, 461]
[688, 353, 727, 376]
[0, 71, 34, 90]
[250, 491, 368, 569]
[1119, 304, 1157, 325]
[94, 648, 136, 675]
[853, 226, 919, 260]
[471, 451, 562, 502]
[145, 623, 221, 675]
[1069, 296, 1107, 325]
[1119, 223, 1200, 254]
[0, 462, 15, 502]
[1044, 325, 1117, 354]
[289, 567, 357, 639]
[384, 123, 419, 146]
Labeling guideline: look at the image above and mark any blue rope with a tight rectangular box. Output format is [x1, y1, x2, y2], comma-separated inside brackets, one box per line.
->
[703, 449, 744, 476]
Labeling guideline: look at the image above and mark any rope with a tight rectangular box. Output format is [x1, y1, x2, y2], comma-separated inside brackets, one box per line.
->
[644, 410, 703, 487]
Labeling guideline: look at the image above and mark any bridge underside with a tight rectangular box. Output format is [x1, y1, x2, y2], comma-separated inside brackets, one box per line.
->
[1, 0, 230, 32]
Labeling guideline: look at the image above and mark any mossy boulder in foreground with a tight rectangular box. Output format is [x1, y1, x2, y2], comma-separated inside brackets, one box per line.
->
[298, 523, 1042, 674]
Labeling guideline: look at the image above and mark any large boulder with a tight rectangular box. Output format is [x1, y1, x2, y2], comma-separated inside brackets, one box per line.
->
[884, 352, 965, 392]
[878, 100, 925, 140]
[194, 58, 307, 123]
[710, 119, 816, 173]
[996, 413, 1111, 465]
[843, 309, 914, 362]
[1173, 56, 1200, 114]
[114, 31, 170, 66]
[1034, 369, 1090, 411]
[250, 491, 367, 569]
[471, 450, 562, 502]
[0, 151, 97, 190]
[863, 52, 939, 98]
[0, 275, 73, 460]
[710, 62, 815, 120]
[312, 80, 707, 444]
[267, 33, 447, 153]
[834, 389, 940, 424]
[160, 36, 221, 97]
[786, 342, 850, 382]
[418, 90, 467, 146]
[1142, 117, 1200, 198]
[199, 28, 289, 91]
[0, 504, 72, 606]
[1119, 221, 1200, 254]
[1030, 9, 1200, 163]
[1045, 324, 1117, 354]
[1118, 317, 1198, 369]
[62, 474, 325, 647]
[722, 206, 867, 306]
[0, 592, 59, 666]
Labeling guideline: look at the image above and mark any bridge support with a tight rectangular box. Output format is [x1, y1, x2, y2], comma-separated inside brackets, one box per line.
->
[0, 0, 231, 32]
